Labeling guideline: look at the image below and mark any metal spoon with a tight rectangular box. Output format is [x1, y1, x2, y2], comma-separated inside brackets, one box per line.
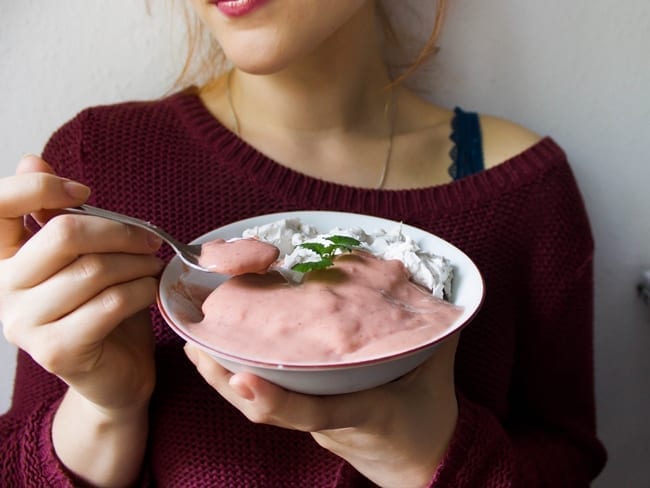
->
[64, 204, 207, 272]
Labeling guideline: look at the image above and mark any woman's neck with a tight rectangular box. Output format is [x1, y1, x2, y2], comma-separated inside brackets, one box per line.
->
[196, 2, 456, 190]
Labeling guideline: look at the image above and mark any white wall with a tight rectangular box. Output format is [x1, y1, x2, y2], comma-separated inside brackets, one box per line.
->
[0, 0, 183, 411]
[1, 1, 649, 485]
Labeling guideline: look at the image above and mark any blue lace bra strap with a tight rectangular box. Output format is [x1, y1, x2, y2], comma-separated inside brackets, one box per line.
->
[448, 107, 485, 180]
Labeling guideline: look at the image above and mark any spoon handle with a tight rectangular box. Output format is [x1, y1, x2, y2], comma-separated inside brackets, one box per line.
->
[63, 204, 208, 272]
[64, 204, 183, 251]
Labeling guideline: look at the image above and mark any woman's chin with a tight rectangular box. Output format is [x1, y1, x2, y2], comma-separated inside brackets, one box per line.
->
[218, 34, 313, 75]
[230, 59, 290, 76]
[225, 50, 296, 76]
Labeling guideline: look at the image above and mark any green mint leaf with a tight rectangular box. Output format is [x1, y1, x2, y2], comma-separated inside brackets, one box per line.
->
[326, 235, 361, 247]
[292, 235, 362, 273]
[298, 242, 330, 254]
[292, 257, 334, 273]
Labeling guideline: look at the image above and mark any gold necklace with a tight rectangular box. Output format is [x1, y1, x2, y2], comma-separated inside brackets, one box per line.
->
[226, 69, 395, 189]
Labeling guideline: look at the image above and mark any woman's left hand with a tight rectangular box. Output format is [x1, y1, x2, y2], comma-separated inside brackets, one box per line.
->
[184, 332, 460, 488]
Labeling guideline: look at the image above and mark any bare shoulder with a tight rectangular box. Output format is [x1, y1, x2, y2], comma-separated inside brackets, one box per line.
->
[479, 114, 543, 169]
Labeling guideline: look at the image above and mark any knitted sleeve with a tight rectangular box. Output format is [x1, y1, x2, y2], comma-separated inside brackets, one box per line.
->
[0, 350, 77, 487]
[430, 163, 606, 487]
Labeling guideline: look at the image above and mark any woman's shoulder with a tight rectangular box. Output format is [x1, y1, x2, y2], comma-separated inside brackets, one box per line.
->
[44, 89, 203, 174]
[401, 91, 545, 170]
[46, 89, 202, 154]
[478, 113, 543, 169]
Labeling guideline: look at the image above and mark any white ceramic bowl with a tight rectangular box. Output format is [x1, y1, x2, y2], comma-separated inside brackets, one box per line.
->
[157, 211, 484, 395]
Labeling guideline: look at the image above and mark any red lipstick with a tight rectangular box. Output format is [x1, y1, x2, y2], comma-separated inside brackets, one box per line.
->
[211, 0, 270, 18]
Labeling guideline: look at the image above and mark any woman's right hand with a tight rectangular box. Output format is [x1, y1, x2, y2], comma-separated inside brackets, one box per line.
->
[0, 155, 163, 414]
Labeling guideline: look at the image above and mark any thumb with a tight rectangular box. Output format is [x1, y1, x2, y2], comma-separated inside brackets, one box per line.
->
[14, 154, 90, 226]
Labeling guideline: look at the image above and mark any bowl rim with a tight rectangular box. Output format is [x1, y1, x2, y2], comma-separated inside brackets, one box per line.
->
[156, 210, 485, 371]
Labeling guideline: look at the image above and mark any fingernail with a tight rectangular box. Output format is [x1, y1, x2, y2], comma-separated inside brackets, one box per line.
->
[229, 376, 255, 401]
[147, 233, 163, 250]
[63, 180, 91, 199]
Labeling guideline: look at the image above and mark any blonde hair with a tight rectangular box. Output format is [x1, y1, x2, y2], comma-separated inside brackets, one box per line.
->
[172, 0, 447, 89]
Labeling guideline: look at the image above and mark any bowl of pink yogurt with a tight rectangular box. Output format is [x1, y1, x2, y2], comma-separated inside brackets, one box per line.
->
[157, 211, 484, 395]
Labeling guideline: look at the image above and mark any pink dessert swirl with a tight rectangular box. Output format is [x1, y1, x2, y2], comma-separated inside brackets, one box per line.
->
[188, 251, 463, 365]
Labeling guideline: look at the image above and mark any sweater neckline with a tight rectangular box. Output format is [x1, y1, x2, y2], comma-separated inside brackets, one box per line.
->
[171, 90, 567, 217]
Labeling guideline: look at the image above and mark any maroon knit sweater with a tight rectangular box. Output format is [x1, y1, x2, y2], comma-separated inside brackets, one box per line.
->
[0, 91, 606, 487]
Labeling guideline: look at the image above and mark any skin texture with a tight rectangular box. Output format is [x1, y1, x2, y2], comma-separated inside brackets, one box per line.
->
[0, 1, 541, 486]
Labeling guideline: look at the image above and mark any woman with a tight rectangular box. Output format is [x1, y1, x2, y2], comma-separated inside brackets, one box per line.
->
[0, 1, 606, 486]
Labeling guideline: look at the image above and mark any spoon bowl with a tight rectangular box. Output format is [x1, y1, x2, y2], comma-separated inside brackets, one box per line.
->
[64, 204, 208, 272]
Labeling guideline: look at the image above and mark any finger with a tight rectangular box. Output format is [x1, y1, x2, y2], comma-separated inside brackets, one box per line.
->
[22, 276, 159, 359]
[15, 155, 79, 226]
[231, 372, 384, 431]
[225, 334, 460, 432]
[2, 253, 163, 329]
[9, 214, 163, 288]
[0, 171, 90, 255]
[1, 156, 90, 217]
[184, 345, 380, 431]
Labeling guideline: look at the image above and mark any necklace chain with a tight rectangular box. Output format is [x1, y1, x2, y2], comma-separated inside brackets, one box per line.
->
[378, 88, 395, 189]
[227, 69, 241, 136]
[226, 69, 395, 189]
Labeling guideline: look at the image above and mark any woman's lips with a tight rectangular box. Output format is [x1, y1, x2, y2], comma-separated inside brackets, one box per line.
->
[211, 0, 271, 18]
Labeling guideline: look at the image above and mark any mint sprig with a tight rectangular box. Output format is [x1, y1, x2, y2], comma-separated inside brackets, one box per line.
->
[291, 235, 361, 273]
